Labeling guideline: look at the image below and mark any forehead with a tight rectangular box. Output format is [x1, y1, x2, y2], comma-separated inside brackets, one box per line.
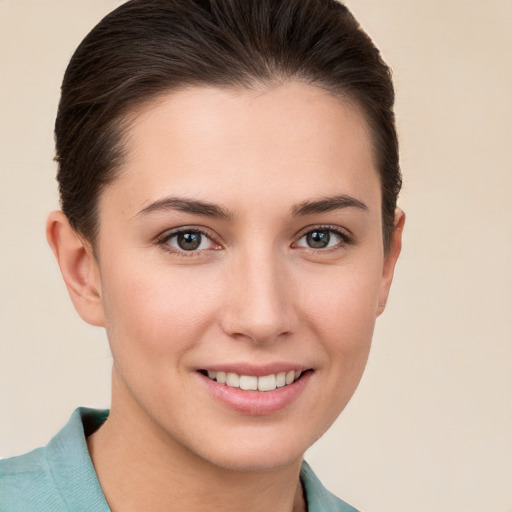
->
[103, 82, 380, 216]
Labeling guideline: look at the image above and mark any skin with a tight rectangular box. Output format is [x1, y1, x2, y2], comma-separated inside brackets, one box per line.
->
[47, 81, 404, 512]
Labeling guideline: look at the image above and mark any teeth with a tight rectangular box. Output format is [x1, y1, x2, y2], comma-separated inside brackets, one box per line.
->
[205, 369, 304, 391]
[226, 373, 240, 387]
[239, 375, 258, 390]
[258, 374, 276, 391]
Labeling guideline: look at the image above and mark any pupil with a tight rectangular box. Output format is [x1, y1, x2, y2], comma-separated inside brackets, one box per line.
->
[177, 232, 201, 250]
[307, 230, 330, 248]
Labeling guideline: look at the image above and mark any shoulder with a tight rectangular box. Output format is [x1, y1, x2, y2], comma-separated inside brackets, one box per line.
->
[0, 447, 67, 512]
[301, 460, 361, 512]
[0, 408, 110, 512]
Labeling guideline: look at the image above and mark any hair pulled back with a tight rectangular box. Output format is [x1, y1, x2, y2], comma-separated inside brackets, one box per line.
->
[55, 0, 401, 249]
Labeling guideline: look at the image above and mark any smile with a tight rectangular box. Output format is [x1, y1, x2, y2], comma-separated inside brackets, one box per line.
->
[197, 366, 313, 415]
[202, 370, 303, 392]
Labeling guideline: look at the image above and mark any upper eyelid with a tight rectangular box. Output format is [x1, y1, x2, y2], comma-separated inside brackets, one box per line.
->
[154, 224, 353, 249]
[156, 227, 221, 257]
[294, 224, 353, 240]
[156, 225, 218, 243]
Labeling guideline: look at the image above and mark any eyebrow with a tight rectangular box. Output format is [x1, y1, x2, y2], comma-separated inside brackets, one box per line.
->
[291, 194, 368, 216]
[136, 197, 233, 220]
[135, 193, 368, 220]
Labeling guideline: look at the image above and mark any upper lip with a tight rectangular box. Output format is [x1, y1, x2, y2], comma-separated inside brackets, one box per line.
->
[198, 363, 312, 377]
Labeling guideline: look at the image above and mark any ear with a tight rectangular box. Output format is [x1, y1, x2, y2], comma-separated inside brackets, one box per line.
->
[377, 208, 405, 317]
[46, 211, 105, 327]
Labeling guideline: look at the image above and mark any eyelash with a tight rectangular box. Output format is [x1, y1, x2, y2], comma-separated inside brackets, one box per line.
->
[156, 225, 353, 257]
[156, 227, 220, 257]
[294, 225, 353, 251]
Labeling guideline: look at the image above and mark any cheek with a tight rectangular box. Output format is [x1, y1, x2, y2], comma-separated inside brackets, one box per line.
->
[300, 260, 383, 346]
[292, 269, 381, 441]
[100, 259, 222, 358]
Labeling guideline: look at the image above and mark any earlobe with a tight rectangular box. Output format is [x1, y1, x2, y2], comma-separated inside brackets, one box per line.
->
[46, 211, 105, 327]
[377, 208, 405, 317]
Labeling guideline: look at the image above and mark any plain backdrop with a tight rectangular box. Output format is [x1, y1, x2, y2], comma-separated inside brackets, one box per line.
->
[1, 1, 511, 511]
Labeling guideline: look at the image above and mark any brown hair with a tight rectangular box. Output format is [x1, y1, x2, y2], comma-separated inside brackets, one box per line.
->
[55, 0, 401, 249]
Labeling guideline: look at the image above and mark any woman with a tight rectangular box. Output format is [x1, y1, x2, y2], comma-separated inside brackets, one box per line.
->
[0, 1, 404, 510]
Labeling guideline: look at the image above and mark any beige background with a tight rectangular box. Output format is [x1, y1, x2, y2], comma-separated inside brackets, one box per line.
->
[1, 1, 511, 511]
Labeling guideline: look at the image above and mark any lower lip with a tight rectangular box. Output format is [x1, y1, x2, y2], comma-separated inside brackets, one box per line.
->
[198, 371, 312, 415]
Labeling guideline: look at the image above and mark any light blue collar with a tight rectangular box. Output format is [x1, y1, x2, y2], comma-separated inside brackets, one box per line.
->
[49, 408, 359, 512]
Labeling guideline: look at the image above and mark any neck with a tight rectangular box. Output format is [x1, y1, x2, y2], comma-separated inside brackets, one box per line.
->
[87, 377, 306, 512]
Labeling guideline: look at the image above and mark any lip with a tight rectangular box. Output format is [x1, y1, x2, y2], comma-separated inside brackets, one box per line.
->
[200, 362, 310, 377]
[197, 367, 313, 415]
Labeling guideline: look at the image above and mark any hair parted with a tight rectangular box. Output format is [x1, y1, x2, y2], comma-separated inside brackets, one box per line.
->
[55, 0, 401, 250]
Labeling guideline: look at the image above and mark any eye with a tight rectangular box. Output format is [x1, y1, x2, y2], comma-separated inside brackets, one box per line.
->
[295, 228, 348, 250]
[160, 229, 218, 253]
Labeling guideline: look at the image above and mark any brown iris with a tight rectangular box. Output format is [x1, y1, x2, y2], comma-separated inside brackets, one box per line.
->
[306, 230, 331, 249]
[177, 231, 202, 251]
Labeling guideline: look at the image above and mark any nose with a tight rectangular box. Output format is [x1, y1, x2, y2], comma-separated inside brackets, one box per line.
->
[220, 248, 298, 344]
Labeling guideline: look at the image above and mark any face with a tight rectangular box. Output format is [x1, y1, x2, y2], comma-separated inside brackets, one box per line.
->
[88, 82, 401, 471]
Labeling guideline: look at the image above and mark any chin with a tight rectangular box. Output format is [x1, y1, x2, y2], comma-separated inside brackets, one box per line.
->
[203, 446, 304, 473]
[186, 422, 323, 473]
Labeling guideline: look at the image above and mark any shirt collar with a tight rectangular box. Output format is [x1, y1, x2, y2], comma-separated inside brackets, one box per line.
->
[46, 407, 110, 511]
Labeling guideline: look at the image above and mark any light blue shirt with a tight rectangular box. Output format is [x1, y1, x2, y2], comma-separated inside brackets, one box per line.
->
[0, 408, 359, 511]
